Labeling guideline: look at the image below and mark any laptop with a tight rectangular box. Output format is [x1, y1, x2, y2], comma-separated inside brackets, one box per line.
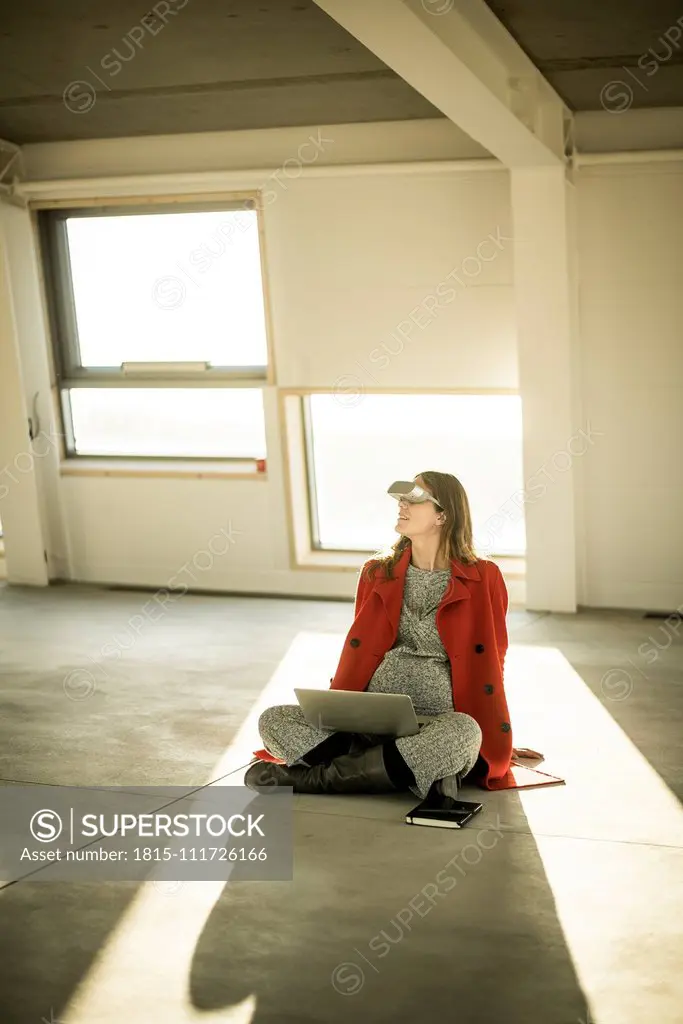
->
[294, 688, 425, 738]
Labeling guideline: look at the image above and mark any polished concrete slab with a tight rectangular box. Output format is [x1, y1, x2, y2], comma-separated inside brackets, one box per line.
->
[1, 580, 682, 1024]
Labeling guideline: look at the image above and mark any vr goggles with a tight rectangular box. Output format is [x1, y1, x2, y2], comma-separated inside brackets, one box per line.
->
[387, 480, 440, 505]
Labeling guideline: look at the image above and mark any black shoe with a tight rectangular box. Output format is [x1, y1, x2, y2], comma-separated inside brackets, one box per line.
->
[244, 760, 315, 791]
[244, 745, 398, 795]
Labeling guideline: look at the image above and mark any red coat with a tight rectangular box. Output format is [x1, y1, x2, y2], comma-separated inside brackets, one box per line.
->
[255, 546, 522, 790]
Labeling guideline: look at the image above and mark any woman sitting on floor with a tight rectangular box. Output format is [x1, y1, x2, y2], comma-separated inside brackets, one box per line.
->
[246, 470, 532, 801]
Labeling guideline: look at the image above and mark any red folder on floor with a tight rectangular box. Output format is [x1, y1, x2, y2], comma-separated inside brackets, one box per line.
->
[253, 747, 284, 765]
[486, 761, 565, 790]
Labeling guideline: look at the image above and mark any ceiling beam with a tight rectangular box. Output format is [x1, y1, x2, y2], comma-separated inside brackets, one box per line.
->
[312, 0, 571, 168]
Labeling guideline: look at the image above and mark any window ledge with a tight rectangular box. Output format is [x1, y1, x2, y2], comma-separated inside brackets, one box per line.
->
[295, 549, 369, 571]
[59, 459, 267, 480]
[294, 549, 526, 577]
[487, 555, 525, 580]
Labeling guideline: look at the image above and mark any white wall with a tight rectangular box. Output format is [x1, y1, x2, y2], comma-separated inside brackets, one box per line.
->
[267, 170, 515, 391]
[578, 160, 683, 611]
[1, 120, 517, 601]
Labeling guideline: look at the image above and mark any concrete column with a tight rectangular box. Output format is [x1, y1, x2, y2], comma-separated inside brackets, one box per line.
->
[511, 166, 583, 612]
[1, 203, 72, 582]
[0, 215, 49, 585]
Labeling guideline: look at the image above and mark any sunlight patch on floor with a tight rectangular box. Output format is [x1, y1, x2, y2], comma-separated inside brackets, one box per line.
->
[505, 643, 683, 846]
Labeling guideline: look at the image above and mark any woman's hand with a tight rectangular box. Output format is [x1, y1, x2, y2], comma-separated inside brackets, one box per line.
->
[512, 747, 544, 760]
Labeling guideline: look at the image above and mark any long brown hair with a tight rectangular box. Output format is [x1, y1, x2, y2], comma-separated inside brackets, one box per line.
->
[364, 470, 480, 582]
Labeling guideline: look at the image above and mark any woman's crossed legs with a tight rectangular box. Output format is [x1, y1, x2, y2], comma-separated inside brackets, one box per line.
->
[254, 704, 482, 799]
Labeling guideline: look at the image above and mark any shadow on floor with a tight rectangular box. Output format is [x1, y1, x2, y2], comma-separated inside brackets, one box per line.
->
[188, 789, 591, 1024]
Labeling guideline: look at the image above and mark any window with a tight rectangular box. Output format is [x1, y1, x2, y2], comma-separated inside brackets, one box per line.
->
[305, 393, 525, 557]
[64, 388, 266, 459]
[40, 199, 270, 460]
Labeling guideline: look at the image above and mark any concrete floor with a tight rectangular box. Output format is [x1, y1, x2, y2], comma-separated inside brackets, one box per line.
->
[1, 581, 682, 1024]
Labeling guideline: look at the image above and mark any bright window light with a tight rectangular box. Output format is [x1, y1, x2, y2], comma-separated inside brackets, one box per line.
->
[41, 204, 271, 460]
[306, 393, 525, 556]
[67, 388, 267, 458]
[64, 209, 268, 368]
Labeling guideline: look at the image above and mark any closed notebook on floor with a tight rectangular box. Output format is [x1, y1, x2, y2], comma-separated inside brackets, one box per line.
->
[405, 795, 483, 829]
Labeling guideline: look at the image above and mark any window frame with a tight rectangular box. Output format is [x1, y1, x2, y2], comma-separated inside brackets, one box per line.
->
[56, 386, 269, 465]
[302, 396, 324, 550]
[36, 192, 275, 463]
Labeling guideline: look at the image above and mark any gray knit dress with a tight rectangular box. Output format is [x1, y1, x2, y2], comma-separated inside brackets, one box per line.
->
[366, 563, 455, 712]
[257, 564, 483, 798]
